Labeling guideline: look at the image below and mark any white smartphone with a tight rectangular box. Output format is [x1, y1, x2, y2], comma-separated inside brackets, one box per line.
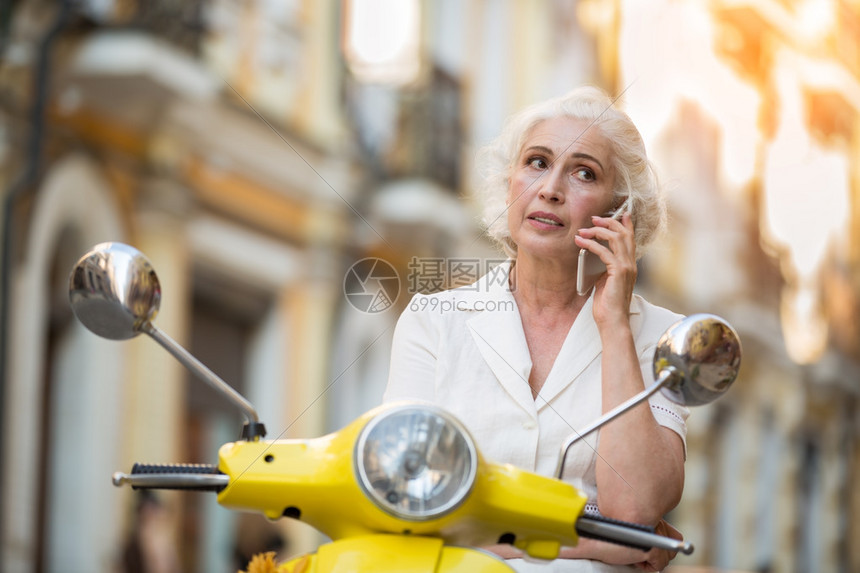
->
[576, 197, 631, 296]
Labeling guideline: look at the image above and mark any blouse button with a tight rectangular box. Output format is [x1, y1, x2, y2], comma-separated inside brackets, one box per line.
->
[522, 421, 537, 430]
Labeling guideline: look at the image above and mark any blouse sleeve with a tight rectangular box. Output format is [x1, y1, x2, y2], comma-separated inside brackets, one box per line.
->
[383, 293, 439, 403]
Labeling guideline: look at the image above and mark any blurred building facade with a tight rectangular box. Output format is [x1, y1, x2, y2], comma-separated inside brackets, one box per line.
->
[0, 1, 857, 572]
[0, 1, 366, 571]
[606, 2, 860, 572]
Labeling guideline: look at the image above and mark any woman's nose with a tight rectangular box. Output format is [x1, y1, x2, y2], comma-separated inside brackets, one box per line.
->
[538, 168, 565, 202]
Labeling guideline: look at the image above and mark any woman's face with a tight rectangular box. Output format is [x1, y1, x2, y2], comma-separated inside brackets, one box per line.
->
[506, 116, 618, 264]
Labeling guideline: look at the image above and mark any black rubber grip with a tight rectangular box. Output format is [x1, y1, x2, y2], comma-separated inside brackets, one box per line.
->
[131, 463, 221, 475]
[580, 513, 655, 534]
[575, 515, 658, 552]
[574, 515, 693, 555]
[127, 463, 226, 492]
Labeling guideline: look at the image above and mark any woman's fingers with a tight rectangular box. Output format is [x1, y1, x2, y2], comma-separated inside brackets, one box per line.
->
[634, 521, 683, 571]
[576, 214, 635, 260]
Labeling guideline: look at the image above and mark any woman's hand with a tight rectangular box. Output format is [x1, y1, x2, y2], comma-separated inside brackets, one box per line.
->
[570, 519, 683, 570]
[574, 212, 637, 327]
[632, 520, 683, 571]
[484, 520, 684, 570]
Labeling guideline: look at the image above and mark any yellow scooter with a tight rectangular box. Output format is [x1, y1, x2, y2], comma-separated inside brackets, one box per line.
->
[69, 243, 741, 572]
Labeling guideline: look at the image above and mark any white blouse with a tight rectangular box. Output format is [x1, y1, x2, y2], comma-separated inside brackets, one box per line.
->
[383, 261, 689, 572]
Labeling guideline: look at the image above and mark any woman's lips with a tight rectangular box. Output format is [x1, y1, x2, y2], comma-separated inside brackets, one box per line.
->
[527, 211, 564, 228]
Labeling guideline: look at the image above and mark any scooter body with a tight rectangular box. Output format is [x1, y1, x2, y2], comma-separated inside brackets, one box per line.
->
[70, 243, 741, 572]
[277, 536, 511, 572]
[217, 406, 585, 551]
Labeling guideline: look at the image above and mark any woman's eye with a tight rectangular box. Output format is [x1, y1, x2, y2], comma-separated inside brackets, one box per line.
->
[574, 168, 595, 181]
[527, 157, 548, 170]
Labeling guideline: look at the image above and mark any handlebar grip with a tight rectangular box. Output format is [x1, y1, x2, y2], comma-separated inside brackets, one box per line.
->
[131, 463, 220, 475]
[575, 515, 694, 555]
[112, 463, 229, 492]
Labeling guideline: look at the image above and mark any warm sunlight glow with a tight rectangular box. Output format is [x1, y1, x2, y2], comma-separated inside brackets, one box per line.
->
[763, 59, 849, 278]
[343, 0, 421, 84]
[619, 0, 853, 364]
[781, 285, 829, 363]
[619, 1, 760, 191]
[762, 56, 849, 362]
[796, 0, 836, 40]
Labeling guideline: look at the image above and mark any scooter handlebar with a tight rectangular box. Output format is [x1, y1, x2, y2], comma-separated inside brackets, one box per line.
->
[575, 515, 694, 555]
[112, 463, 229, 492]
[112, 463, 693, 556]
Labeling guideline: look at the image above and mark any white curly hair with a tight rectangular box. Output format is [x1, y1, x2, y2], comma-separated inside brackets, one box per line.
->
[475, 86, 666, 259]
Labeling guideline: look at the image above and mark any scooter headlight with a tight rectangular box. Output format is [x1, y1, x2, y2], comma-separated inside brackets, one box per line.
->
[355, 405, 477, 521]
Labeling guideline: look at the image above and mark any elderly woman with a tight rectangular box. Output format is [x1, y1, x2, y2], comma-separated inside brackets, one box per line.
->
[383, 87, 687, 572]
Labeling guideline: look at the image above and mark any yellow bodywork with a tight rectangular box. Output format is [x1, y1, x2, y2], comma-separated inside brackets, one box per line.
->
[266, 535, 514, 572]
[219, 404, 588, 568]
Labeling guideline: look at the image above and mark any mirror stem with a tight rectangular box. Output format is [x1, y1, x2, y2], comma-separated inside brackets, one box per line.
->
[554, 367, 677, 479]
[143, 322, 266, 439]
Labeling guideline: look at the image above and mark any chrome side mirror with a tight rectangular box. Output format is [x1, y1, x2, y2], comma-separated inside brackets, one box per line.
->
[555, 313, 741, 479]
[69, 242, 161, 340]
[69, 242, 266, 439]
[654, 313, 741, 406]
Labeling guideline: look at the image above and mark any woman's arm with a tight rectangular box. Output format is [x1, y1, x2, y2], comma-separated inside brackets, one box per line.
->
[595, 325, 686, 522]
[578, 214, 686, 524]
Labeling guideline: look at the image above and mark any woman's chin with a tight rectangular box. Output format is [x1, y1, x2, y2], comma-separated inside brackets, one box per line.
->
[515, 244, 578, 267]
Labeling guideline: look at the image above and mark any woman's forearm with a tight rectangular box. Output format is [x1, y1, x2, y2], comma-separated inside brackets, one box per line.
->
[595, 321, 685, 523]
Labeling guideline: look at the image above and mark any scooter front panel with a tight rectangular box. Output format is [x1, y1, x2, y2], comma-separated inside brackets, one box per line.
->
[289, 534, 514, 572]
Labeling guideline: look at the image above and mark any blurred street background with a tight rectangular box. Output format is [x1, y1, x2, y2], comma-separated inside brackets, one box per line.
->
[0, 0, 858, 571]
